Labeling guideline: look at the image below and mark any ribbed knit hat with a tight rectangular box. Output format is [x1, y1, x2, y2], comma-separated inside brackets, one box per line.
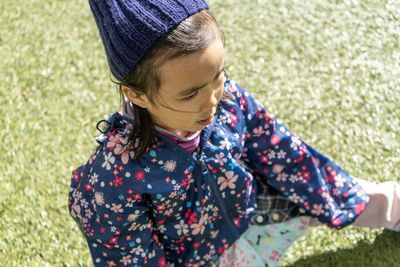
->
[89, 0, 209, 81]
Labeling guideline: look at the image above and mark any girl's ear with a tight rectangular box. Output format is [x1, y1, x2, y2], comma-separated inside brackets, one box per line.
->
[121, 85, 150, 109]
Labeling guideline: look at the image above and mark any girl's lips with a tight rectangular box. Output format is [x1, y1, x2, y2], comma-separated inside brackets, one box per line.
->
[198, 114, 214, 125]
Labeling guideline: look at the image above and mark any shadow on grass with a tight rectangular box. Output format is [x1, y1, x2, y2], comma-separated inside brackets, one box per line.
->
[288, 230, 400, 267]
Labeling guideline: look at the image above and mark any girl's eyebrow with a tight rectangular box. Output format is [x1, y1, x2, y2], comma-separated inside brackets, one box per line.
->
[177, 67, 225, 97]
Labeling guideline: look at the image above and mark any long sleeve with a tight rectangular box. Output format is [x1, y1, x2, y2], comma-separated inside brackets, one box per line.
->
[69, 154, 166, 266]
[228, 80, 369, 229]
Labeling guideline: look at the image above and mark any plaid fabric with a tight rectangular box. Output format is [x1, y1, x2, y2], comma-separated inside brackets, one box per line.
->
[249, 174, 304, 225]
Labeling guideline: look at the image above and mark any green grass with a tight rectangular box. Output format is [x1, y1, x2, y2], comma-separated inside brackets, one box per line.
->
[1, 0, 399, 266]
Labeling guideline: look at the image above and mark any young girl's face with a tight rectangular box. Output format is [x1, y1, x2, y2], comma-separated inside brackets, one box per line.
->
[144, 33, 226, 137]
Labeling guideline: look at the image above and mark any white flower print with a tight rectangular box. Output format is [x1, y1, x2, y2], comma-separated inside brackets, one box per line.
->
[163, 160, 177, 172]
[219, 138, 232, 150]
[290, 142, 298, 151]
[80, 198, 89, 208]
[334, 174, 345, 187]
[217, 171, 238, 191]
[127, 214, 140, 222]
[290, 136, 302, 151]
[277, 150, 286, 159]
[130, 245, 144, 255]
[157, 224, 167, 234]
[288, 193, 301, 204]
[102, 152, 115, 170]
[85, 208, 93, 219]
[173, 184, 180, 191]
[191, 213, 208, 235]
[110, 203, 124, 213]
[94, 192, 104, 206]
[214, 152, 227, 166]
[90, 173, 98, 185]
[174, 220, 189, 236]
[289, 174, 300, 183]
[164, 208, 174, 217]
[128, 223, 140, 232]
[268, 150, 276, 159]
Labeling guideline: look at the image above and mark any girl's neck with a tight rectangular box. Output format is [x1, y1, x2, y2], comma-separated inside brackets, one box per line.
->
[120, 100, 197, 139]
[155, 126, 199, 141]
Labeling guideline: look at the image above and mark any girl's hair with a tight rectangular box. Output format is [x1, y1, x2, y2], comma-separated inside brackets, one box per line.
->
[117, 9, 228, 159]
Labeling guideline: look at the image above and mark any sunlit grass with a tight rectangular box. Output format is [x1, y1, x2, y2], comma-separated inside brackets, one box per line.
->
[1, 0, 399, 266]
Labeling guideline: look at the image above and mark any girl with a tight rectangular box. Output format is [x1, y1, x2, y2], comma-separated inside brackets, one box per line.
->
[68, 1, 400, 266]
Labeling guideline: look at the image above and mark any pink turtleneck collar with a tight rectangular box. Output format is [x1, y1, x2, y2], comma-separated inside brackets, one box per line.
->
[120, 99, 201, 154]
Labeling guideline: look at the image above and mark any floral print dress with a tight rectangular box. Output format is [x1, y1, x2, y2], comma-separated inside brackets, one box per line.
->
[152, 122, 310, 267]
[69, 79, 369, 266]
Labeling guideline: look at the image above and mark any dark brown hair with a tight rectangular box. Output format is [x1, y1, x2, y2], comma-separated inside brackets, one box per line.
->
[117, 10, 227, 159]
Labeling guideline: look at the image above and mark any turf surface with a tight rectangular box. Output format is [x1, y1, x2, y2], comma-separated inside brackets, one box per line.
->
[1, 0, 399, 266]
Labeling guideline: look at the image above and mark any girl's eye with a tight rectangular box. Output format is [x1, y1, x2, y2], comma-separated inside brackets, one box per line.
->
[182, 90, 199, 100]
[218, 68, 225, 79]
[181, 68, 225, 101]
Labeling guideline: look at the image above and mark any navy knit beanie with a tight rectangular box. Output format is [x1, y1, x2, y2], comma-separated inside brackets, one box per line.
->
[89, 0, 209, 81]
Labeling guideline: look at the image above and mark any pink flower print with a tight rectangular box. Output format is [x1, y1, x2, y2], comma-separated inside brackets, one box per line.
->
[158, 257, 166, 267]
[214, 152, 227, 166]
[110, 203, 124, 213]
[277, 172, 288, 182]
[269, 250, 281, 262]
[107, 134, 128, 151]
[134, 171, 145, 182]
[239, 97, 247, 107]
[260, 154, 269, 163]
[190, 213, 208, 235]
[120, 255, 132, 265]
[106, 260, 117, 267]
[85, 183, 93, 192]
[271, 134, 281, 146]
[120, 148, 135, 165]
[70, 203, 81, 219]
[217, 171, 238, 191]
[252, 126, 264, 137]
[311, 204, 324, 216]
[106, 135, 119, 151]
[185, 210, 197, 224]
[272, 164, 285, 174]
[334, 174, 345, 187]
[112, 176, 123, 187]
[230, 114, 238, 125]
[232, 217, 240, 228]
[332, 217, 342, 226]
[354, 202, 367, 215]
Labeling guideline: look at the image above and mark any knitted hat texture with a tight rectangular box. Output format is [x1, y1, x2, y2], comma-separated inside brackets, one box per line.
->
[89, 0, 209, 81]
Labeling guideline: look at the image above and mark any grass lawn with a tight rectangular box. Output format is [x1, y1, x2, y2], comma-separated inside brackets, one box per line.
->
[1, 0, 399, 266]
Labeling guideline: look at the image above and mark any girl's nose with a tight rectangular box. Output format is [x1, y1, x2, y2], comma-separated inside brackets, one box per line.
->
[202, 85, 219, 110]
